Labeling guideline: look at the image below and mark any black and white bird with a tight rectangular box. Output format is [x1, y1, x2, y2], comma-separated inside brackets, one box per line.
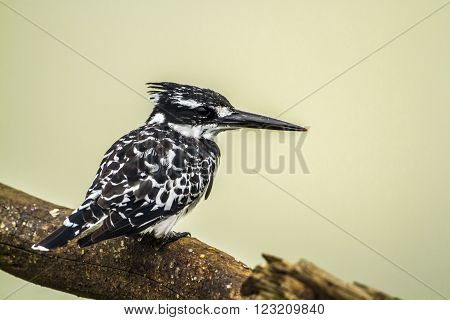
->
[32, 82, 306, 251]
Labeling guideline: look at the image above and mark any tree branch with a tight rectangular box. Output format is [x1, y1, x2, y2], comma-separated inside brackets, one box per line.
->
[0, 183, 397, 300]
[0, 183, 251, 299]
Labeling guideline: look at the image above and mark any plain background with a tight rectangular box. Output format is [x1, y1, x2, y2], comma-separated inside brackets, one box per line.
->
[0, 0, 449, 299]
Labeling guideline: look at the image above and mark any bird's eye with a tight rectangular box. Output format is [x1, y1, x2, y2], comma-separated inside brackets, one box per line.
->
[196, 107, 212, 116]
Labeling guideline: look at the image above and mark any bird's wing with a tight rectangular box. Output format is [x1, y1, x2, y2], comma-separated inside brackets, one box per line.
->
[78, 130, 217, 246]
[75, 129, 139, 215]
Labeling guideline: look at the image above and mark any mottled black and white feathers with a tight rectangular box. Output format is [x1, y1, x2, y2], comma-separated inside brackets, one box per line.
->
[80, 125, 220, 246]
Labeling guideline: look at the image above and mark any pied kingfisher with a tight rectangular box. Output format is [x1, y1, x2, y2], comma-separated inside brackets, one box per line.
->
[33, 82, 306, 251]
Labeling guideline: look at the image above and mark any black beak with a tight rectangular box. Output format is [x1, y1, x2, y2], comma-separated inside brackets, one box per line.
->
[217, 109, 307, 132]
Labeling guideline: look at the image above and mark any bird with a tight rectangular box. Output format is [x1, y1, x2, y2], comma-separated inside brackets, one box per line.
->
[32, 82, 306, 251]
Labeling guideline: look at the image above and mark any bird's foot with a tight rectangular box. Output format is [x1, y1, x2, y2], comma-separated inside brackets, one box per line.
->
[152, 231, 191, 250]
[129, 233, 145, 242]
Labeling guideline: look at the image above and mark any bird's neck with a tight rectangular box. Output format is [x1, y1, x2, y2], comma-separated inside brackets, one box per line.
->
[146, 112, 219, 141]
[167, 123, 219, 140]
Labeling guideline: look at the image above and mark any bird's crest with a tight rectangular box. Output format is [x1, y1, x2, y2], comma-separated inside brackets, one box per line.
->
[146, 82, 232, 110]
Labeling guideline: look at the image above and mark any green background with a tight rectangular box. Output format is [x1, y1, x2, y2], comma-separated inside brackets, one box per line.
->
[1, 0, 449, 299]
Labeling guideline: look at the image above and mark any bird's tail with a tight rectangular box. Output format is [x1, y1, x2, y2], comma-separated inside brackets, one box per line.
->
[32, 209, 86, 251]
[77, 233, 96, 248]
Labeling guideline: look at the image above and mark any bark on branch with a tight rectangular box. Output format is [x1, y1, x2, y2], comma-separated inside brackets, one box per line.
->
[0, 183, 397, 299]
[241, 254, 398, 299]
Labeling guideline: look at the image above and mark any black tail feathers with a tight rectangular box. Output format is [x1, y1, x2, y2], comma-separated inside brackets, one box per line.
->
[32, 210, 85, 251]
[77, 223, 110, 248]
[31, 225, 79, 251]
[77, 234, 95, 248]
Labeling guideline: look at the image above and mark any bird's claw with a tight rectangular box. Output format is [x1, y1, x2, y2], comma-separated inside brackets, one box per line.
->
[152, 231, 191, 250]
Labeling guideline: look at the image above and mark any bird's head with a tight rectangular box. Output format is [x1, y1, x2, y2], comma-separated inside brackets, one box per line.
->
[146, 82, 306, 139]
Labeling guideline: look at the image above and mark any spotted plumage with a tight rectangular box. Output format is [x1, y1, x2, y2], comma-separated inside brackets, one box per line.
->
[33, 82, 306, 251]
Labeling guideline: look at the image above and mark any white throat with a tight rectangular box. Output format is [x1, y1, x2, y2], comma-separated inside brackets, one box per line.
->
[168, 123, 219, 140]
